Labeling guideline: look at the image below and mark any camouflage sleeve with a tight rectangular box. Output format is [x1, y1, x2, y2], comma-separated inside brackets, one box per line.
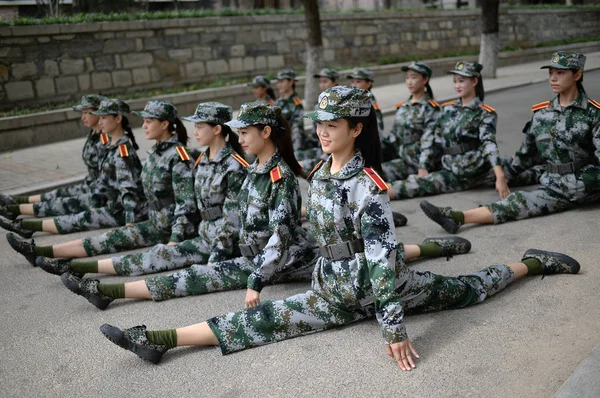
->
[478, 111, 502, 167]
[246, 176, 300, 292]
[376, 108, 385, 136]
[361, 187, 407, 344]
[418, 104, 441, 170]
[168, 159, 197, 243]
[208, 166, 246, 263]
[506, 120, 543, 178]
[115, 153, 142, 224]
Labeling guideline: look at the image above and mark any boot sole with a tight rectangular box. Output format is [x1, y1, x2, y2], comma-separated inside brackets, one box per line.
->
[100, 324, 164, 364]
[423, 236, 471, 255]
[6, 233, 37, 266]
[523, 249, 581, 275]
[419, 201, 459, 234]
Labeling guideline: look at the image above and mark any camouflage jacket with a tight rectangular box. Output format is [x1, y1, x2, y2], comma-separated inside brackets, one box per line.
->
[383, 95, 441, 168]
[239, 150, 312, 292]
[421, 97, 501, 177]
[194, 143, 248, 263]
[82, 130, 109, 187]
[275, 92, 304, 138]
[143, 135, 197, 243]
[93, 135, 146, 224]
[510, 91, 600, 196]
[307, 151, 407, 344]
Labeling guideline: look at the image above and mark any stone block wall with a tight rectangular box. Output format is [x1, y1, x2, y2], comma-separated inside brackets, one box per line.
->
[1, 8, 599, 110]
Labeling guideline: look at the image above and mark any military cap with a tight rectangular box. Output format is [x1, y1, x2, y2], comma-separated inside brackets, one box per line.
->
[447, 61, 483, 78]
[133, 100, 178, 121]
[304, 86, 372, 122]
[313, 68, 340, 81]
[182, 102, 233, 125]
[401, 61, 432, 77]
[73, 94, 107, 111]
[247, 75, 272, 88]
[346, 67, 374, 81]
[276, 68, 298, 81]
[225, 102, 279, 128]
[91, 98, 130, 116]
[540, 51, 586, 71]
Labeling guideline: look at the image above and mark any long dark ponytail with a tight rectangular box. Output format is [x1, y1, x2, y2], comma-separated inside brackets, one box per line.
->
[475, 76, 485, 101]
[425, 81, 435, 100]
[574, 70, 586, 95]
[207, 123, 244, 157]
[346, 106, 382, 175]
[266, 87, 276, 100]
[254, 113, 305, 178]
[121, 116, 139, 150]
[168, 117, 188, 146]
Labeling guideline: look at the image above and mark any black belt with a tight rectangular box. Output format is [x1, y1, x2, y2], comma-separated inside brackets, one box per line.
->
[148, 196, 175, 211]
[443, 142, 479, 155]
[320, 239, 364, 260]
[547, 158, 593, 175]
[199, 206, 223, 221]
[239, 239, 269, 258]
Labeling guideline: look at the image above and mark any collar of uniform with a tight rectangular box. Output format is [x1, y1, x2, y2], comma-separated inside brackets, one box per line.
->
[458, 96, 482, 110]
[248, 149, 281, 174]
[281, 92, 298, 101]
[198, 142, 233, 165]
[406, 95, 428, 106]
[550, 91, 588, 111]
[312, 151, 364, 181]
[148, 134, 179, 154]
[107, 134, 130, 149]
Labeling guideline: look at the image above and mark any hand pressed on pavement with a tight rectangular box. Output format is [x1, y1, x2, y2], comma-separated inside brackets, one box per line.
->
[386, 339, 419, 371]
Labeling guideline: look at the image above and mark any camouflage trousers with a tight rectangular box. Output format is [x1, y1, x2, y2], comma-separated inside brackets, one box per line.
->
[33, 193, 96, 218]
[485, 178, 600, 224]
[144, 248, 317, 301]
[82, 220, 171, 257]
[207, 264, 514, 354]
[53, 207, 125, 235]
[381, 158, 418, 182]
[389, 169, 493, 200]
[40, 181, 91, 201]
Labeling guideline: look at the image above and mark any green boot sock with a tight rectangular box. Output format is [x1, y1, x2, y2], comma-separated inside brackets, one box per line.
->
[6, 205, 20, 215]
[417, 243, 443, 258]
[97, 283, 126, 299]
[33, 245, 54, 258]
[146, 329, 178, 349]
[21, 219, 43, 231]
[450, 210, 465, 224]
[522, 258, 542, 275]
[13, 195, 29, 204]
[69, 260, 99, 274]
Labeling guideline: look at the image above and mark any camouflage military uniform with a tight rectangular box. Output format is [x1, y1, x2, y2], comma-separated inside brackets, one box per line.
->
[112, 142, 247, 276]
[347, 68, 385, 137]
[53, 100, 147, 234]
[139, 103, 317, 300]
[389, 95, 501, 200]
[381, 94, 441, 181]
[248, 75, 276, 105]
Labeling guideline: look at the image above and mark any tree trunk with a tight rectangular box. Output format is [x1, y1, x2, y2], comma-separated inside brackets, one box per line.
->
[478, 0, 500, 78]
[303, 0, 323, 110]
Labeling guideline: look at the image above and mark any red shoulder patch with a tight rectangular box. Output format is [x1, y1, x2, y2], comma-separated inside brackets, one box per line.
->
[373, 102, 381, 111]
[293, 97, 302, 106]
[395, 101, 406, 109]
[441, 99, 457, 107]
[270, 166, 283, 183]
[306, 160, 323, 181]
[363, 167, 388, 192]
[118, 143, 129, 157]
[479, 103, 495, 113]
[428, 99, 440, 108]
[231, 152, 249, 168]
[588, 99, 600, 110]
[267, 99, 275, 105]
[100, 132, 109, 145]
[531, 101, 551, 112]
[193, 152, 204, 169]
[176, 146, 191, 161]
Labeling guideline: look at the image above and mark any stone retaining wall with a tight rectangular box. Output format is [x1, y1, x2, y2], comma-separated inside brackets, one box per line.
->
[1, 8, 600, 111]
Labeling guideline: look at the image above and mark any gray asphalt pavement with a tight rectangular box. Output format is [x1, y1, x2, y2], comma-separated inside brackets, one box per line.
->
[1, 73, 599, 398]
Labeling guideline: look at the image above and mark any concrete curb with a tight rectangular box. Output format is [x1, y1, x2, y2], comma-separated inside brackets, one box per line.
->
[554, 344, 600, 398]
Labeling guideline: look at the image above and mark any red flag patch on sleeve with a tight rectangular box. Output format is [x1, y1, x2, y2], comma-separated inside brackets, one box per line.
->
[270, 166, 283, 183]
[363, 167, 388, 192]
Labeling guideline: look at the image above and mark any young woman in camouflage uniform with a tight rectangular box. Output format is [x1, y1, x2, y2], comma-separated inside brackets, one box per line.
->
[0, 95, 109, 219]
[275, 68, 318, 152]
[3, 99, 146, 261]
[347, 67, 384, 136]
[388, 61, 510, 201]
[381, 62, 441, 181]
[420, 52, 600, 233]
[11, 100, 196, 270]
[248, 75, 276, 104]
[60, 102, 319, 310]
[94, 87, 578, 371]
[37, 102, 247, 278]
